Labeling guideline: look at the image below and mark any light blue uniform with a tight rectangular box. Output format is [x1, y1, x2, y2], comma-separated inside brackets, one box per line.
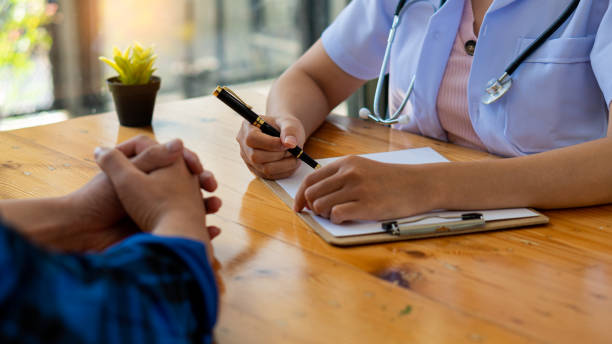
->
[321, 0, 612, 157]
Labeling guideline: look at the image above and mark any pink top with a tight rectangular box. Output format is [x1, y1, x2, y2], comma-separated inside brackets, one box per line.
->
[436, 0, 486, 151]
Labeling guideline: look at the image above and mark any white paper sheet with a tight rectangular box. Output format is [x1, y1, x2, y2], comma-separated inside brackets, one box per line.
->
[276, 147, 540, 237]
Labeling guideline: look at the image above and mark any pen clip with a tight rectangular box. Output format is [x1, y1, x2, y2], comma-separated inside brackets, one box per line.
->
[221, 86, 253, 110]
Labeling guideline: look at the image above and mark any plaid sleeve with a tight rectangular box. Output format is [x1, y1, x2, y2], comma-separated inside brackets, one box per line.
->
[0, 223, 217, 344]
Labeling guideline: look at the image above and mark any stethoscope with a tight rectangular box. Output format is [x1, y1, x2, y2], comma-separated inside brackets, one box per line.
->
[359, 0, 581, 125]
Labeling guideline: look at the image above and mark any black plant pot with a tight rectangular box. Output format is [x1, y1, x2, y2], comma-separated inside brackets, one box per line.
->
[107, 76, 161, 127]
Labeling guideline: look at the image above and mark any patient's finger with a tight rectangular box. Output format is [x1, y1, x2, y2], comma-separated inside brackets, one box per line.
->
[116, 135, 157, 157]
[95, 147, 146, 192]
[183, 147, 204, 175]
[204, 196, 222, 214]
[199, 170, 218, 192]
[207, 226, 221, 240]
[131, 140, 183, 173]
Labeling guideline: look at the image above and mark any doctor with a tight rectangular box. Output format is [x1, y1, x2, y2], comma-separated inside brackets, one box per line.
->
[237, 0, 612, 223]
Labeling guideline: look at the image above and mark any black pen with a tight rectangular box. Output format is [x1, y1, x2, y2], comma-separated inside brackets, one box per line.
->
[213, 86, 321, 169]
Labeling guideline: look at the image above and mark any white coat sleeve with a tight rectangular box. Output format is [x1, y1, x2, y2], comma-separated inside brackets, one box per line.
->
[321, 0, 396, 80]
[591, 1, 612, 108]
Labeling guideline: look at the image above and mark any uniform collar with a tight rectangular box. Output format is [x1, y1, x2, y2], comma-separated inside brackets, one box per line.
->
[410, 0, 465, 141]
[487, 0, 520, 14]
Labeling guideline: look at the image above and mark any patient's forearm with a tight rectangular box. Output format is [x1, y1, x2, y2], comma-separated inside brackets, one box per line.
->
[153, 215, 212, 261]
[0, 197, 80, 247]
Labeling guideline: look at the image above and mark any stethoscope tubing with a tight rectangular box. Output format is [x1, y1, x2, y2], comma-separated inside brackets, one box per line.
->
[370, 0, 439, 121]
[365, 0, 580, 124]
[506, 0, 580, 76]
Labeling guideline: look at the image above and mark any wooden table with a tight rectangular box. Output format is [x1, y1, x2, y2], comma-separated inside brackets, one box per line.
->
[1, 89, 611, 344]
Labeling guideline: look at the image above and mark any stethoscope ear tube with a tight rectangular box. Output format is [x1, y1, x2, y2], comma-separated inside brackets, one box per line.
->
[366, 0, 439, 124]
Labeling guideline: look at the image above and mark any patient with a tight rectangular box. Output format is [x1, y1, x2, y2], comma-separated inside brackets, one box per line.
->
[0, 135, 221, 344]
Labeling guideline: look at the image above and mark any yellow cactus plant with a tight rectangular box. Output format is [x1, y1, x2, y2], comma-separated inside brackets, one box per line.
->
[99, 43, 157, 85]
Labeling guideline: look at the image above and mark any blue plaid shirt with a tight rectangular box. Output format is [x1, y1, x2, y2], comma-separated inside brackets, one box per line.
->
[0, 222, 218, 344]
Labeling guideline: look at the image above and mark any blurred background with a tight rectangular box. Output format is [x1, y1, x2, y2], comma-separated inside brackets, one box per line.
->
[0, 0, 352, 130]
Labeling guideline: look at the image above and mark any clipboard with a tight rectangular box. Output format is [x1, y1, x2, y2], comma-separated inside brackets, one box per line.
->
[262, 179, 549, 247]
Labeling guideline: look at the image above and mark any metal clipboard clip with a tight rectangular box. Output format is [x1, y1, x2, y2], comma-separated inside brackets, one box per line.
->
[381, 213, 485, 236]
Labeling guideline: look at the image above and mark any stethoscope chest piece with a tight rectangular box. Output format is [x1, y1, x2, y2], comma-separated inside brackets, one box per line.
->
[360, 0, 579, 120]
[482, 72, 513, 105]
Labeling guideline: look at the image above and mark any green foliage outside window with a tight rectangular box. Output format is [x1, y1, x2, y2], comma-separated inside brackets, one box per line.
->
[0, 0, 55, 70]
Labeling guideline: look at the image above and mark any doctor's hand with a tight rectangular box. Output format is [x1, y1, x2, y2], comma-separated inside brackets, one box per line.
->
[236, 115, 306, 179]
[293, 156, 439, 224]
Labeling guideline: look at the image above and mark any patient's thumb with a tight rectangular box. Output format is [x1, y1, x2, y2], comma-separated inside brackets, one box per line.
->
[95, 147, 142, 186]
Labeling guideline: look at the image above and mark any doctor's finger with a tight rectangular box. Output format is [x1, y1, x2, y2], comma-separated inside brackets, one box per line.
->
[244, 146, 287, 164]
[276, 116, 305, 149]
[240, 143, 299, 178]
[303, 174, 346, 212]
[329, 201, 362, 224]
[240, 121, 285, 152]
[264, 167, 302, 180]
[240, 147, 265, 176]
[259, 157, 300, 179]
[240, 146, 287, 179]
[294, 165, 340, 211]
[311, 188, 356, 219]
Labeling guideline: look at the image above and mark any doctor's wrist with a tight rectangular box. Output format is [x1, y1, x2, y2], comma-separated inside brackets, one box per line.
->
[411, 163, 448, 213]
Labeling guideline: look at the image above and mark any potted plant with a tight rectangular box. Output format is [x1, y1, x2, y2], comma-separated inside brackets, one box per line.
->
[99, 43, 160, 127]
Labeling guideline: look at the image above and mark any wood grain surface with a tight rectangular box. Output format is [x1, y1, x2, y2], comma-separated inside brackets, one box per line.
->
[1, 90, 611, 343]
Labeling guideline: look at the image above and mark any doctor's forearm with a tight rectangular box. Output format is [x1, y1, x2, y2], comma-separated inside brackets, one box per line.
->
[266, 40, 365, 139]
[429, 137, 612, 210]
[266, 67, 331, 138]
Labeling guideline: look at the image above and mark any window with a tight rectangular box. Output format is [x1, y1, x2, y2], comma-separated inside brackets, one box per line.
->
[1, 0, 346, 129]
